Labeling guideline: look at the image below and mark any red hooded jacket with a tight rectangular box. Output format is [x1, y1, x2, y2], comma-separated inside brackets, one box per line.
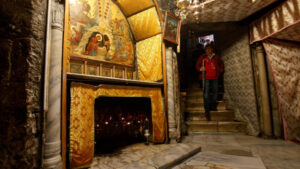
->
[195, 54, 224, 80]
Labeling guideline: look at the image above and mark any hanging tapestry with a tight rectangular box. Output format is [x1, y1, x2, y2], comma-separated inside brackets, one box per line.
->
[250, 0, 300, 44]
[263, 39, 300, 142]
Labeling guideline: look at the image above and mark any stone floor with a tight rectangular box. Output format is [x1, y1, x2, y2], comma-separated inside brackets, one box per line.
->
[175, 133, 300, 169]
[173, 151, 266, 169]
[91, 142, 201, 169]
[91, 133, 300, 169]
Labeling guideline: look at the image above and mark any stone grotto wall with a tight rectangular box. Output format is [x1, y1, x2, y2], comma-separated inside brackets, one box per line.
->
[0, 0, 47, 168]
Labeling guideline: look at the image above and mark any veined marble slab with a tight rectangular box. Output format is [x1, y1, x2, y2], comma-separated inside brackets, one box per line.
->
[174, 151, 266, 169]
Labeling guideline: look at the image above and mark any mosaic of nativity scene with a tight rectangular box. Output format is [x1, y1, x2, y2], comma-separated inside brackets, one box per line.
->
[70, 0, 134, 66]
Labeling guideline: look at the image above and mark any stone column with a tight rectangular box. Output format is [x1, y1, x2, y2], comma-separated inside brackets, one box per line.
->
[166, 47, 177, 140]
[256, 45, 272, 136]
[43, 2, 64, 168]
[173, 51, 181, 140]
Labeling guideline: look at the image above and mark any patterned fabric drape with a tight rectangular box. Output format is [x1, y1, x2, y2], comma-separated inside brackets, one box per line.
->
[222, 31, 260, 136]
[136, 34, 163, 81]
[182, 0, 276, 23]
[250, 0, 300, 44]
[263, 39, 300, 141]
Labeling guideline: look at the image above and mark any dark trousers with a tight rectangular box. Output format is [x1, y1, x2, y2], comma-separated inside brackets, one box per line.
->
[203, 79, 218, 119]
[198, 80, 203, 89]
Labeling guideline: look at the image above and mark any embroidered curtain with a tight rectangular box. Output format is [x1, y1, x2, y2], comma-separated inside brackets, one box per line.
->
[250, 0, 300, 44]
[263, 39, 300, 141]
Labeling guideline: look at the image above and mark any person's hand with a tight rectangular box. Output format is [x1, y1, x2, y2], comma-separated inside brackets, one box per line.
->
[201, 60, 206, 71]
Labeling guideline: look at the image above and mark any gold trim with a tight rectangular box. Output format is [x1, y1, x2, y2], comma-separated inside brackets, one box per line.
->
[62, 0, 71, 168]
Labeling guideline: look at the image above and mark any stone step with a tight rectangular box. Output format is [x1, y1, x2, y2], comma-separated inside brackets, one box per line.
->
[186, 97, 204, 104]
[187, 95, 203, 101]
[186, 106, 205, 111]
[186, 96, 226, 104]
[186, 100, 226, 106]
[218, 121, 247, 133]
[186, 121, 247, 133]
[186, 110, 234, 121]
[186, 102, 226, 110]
[188, 83, 202, 89]
[186, 92, 224, 99]
[187, 90, 203, 97]
[187, 88, 201, 92]
[186, 101, 205, 107]
[185, 104, 227, 112]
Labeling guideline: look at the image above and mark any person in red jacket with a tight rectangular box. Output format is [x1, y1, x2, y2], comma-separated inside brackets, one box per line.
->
[194, 44, 205, 88]
[196, 44, 224, 120]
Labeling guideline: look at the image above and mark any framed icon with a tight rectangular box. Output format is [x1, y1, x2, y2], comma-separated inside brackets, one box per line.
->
[163, 11, 181, 44]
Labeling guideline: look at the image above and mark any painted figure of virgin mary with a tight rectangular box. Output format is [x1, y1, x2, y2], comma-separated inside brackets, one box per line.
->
[83, 32, 110, 56]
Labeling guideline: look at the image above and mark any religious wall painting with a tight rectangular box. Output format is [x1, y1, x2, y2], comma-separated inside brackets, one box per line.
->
[163, 12, 181, 44]
[69, 0, 135, 67]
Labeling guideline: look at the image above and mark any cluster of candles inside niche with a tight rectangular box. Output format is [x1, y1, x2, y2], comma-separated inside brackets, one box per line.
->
[94, 97, 152, 140]
[95, 112, 150, 138]
[94, 97, 152, 154]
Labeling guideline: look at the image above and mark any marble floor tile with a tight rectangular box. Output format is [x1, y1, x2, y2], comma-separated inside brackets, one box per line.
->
[177, 133, 300, 169]
[91, 133, 299, 169]
[175, 152, 266, 169]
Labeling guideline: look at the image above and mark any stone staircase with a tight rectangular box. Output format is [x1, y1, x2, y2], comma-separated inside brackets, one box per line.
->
[185, 87, 247, 133]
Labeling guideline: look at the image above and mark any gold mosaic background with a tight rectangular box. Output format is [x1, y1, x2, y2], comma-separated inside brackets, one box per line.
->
[136, 34, 163, 81]
[70, 82, 166, 168]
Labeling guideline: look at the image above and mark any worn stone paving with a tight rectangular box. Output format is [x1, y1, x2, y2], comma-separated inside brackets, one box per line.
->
[173, 151, 266, 169]
[174, 133, 300, 169]
[91, 142, 201, 169]
[90, 133, 300, 169]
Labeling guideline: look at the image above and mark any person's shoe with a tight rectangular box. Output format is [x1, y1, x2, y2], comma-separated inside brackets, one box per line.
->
[205, 112, 210, 121]
[211, 108, 217, 111]
[206, 116, 211, 121]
